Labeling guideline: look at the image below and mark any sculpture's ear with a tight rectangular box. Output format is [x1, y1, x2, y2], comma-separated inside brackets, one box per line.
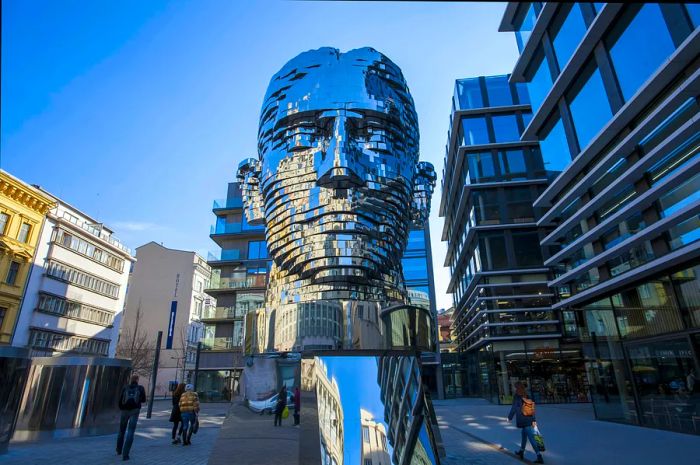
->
[237, 158, 265, 225]
[410, 161, 437, 227]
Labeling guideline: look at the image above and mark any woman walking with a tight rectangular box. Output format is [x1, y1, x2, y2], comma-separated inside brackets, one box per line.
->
[273, 385, 287, 427]
[169, 383, 185, 444]
[507, 382, 543, 463]
[179, 384, 200, 446]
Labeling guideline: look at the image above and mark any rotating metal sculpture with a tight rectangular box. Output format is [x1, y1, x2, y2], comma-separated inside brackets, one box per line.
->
[238, 47, 440, 465]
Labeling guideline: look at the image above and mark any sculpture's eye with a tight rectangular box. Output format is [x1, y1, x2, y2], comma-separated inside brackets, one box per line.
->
[285, 125, 318, 152]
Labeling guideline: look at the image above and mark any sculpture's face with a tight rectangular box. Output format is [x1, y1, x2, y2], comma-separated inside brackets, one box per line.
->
[241, 48, 434, 284]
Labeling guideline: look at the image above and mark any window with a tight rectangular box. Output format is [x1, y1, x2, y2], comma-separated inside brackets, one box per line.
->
[515, 83, 530, 105]
[364, 460, 372, 465]
[0, 307, 6, 329]
[513, 232, 543, 267]
[18, 223, 31, 243]
[505, 187, 535, 222]
[472, 190, 500, 225]
[247, 241, 268, 260]
[568, 63, 613, 150]
[525, 46, 552, 113]
[479, 232, 508, 270]
[467, 152, 496, 182]
[403, 257, 428, 282]
[550, 4, 587, 72]
[461, 116, 489, 146]
[514, 2, 538, 53]
[491, 114, 521, 143]
[455, 78, 483, 110]
[607, 4, 676, 102]
[500, 150, 528, 177]
[52, 229, 124, 272]
[485, 75, 513, 107]
[6, 261, 20, 285]
[688, 4, 700, 28]
[46, 260, 120, 298]
[362, 426, 370, 442]
[538, 115, 570, 172]
[0, 213, 8, 235]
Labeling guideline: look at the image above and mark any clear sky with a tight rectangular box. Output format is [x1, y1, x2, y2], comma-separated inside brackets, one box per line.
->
[1, 0, 520, 311]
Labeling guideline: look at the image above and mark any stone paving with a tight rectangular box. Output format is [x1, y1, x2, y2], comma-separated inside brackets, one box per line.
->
[3, 401, 229, 465]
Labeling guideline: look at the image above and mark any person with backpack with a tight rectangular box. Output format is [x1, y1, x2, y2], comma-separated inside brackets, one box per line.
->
[179, 384, 200, 446]
[116, 374, 147, 461]
[169, 383, 186, 444]
[508, 382, 544, 464]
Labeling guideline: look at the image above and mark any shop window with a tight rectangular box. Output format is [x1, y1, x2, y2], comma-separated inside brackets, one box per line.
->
[607, 4, 676, 102]
[611, 280, 683, 339]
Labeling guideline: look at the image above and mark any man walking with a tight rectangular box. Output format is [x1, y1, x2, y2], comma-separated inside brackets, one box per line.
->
[116, 374, 147, 461]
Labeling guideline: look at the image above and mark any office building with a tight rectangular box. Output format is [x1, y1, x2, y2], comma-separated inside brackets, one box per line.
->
[0, 170, 54, 345]
[360, 408, 390, 465]
[203, 179, 270, 400]
[13, 186, 134, 357]
[118, 242, 211, 395]
[500, 2, 700, 433]
[439, 73, 587, 403]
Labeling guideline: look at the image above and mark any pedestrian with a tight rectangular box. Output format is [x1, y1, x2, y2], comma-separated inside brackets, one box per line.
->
[687, 369, 697, 393]
[507, 382, 543, 464]
[170, 383, 186, 444]
[116, 374, 147, 461]
[273, 385, 287, 427]
[293, 386, 301, 426]
[179, 384, 200, 446]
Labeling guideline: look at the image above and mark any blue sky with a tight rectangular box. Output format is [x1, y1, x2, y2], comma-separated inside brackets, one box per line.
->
[1, 0, 520, 310]
[320, 355, 387, 465]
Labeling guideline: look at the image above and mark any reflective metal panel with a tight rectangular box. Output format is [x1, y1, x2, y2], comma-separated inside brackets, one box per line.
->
[0, 347, 30, 454]
[12, 356, 131, 441]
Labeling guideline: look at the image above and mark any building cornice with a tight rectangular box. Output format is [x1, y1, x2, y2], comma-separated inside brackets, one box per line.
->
[0, 171, 56, 215]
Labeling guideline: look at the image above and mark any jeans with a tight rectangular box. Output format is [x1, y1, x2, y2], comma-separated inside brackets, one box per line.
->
[116, 409, 140, 456]
[181, 412, 196, 441]
[520, 425, 541, 454]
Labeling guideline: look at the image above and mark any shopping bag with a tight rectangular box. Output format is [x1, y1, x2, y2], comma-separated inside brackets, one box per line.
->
[193, 414, 200, 434]
[282, 406, 290, 419]
[533, 424, 545, 452]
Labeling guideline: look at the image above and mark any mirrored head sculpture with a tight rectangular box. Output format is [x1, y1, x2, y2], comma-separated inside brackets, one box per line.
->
[239, 47, 436, 353]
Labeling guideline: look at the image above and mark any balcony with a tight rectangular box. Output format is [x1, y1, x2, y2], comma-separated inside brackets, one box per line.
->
[200, 306, 242, 320]
[206, 275, 267, 292]
[207, 249, 242, 262]
[200, 337, 240, 350]
[210, 223, 243, 235]
[213, 198, 243, 210]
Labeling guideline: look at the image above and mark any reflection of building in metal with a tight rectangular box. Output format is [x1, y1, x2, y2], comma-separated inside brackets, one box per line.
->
[275, 301, 344, 352]
[315, 358, 344, 465]
[203, 181, 271, 400]
[377, 356, 439, 465]
[360, 409, 390, 465]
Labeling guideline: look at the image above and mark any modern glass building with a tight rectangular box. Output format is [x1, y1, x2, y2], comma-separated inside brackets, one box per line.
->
[501, 2, 700, 434]
[439, 73, 587, 404]
[201, 181, 270, 401]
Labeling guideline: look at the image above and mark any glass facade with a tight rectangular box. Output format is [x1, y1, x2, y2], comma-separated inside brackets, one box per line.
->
[502, 1, 700, 433]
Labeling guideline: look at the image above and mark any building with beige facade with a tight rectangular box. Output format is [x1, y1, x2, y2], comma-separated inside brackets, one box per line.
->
[119, 242, 212, 396]
[360, 408, 390, 465]
[316, 358, 344, 465]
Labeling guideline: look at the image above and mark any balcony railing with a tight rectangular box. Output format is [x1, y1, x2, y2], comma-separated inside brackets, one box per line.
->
[207, 249, 242, 262]
[207, 275, 268, 291]
[213, 198, 243, 210]
[200, 337, 240, 350]
[210, 223, 243, 235]
[201, 306, 240, 320]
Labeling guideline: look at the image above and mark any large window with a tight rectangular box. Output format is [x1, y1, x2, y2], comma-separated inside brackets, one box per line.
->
[568, 63, 613, 151]
[6, 261, 20, 285]
[607, 4, 676, 102]
[247, 240, 268, 260]
[53, 229, 125, 272]
[550, 4, 587, 72]
[467, 152, 496, 183]
[45, 259, 120, 298]
[478, 232, 508, 270]
[461, 116, 490, 146]
[18, 223, 31, 243]
[491, 114, 521, 143]
[499, 149, 528, 178]
[514, 2, 539, 53]
[456, 78, 483, 110]
[513, 232, 543, 267]
[525, 47, 552, 112]
[472, 190, 500, 225]
[538, 115, 570, 172]
[485, 75, 513, 107]
[505, 187, 535, 223]
[403, 257, 428, 282]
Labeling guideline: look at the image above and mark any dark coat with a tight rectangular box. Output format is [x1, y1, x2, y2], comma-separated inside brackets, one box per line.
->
[275, 389, 287, 414]
[293, 389, 301, 411]
[169, 393, 182, 422]
[508, 394, 536, 428]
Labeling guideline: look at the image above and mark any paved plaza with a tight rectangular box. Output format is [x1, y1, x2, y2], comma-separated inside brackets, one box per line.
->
[5, 397, 700, 464]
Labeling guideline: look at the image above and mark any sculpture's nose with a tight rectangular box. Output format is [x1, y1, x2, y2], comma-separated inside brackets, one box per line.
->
[317, 113, 363, 189]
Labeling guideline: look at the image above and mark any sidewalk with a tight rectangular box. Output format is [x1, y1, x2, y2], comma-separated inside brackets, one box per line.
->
[434, 398, 700, 465]
[3, 400, 229, 465]
[208, 398, 298, 465]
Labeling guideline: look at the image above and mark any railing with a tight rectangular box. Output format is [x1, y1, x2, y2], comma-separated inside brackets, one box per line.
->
[201, 306, 239, 320]
[213, 198, 244, 210]
[200, 337, 238, 350]
[207, 249, 242, 262]
[207, 275, 267, 291]
[61, 212, 131, 254]
[210, 223, 243, 235]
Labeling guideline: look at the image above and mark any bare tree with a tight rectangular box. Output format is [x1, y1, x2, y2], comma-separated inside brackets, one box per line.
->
[116, 303, 156, 377]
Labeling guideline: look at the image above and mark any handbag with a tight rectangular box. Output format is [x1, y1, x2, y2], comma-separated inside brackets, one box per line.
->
[192, 414, 200, 434]
[281, 406, 289, 419]
[533, 424, 545, 452]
